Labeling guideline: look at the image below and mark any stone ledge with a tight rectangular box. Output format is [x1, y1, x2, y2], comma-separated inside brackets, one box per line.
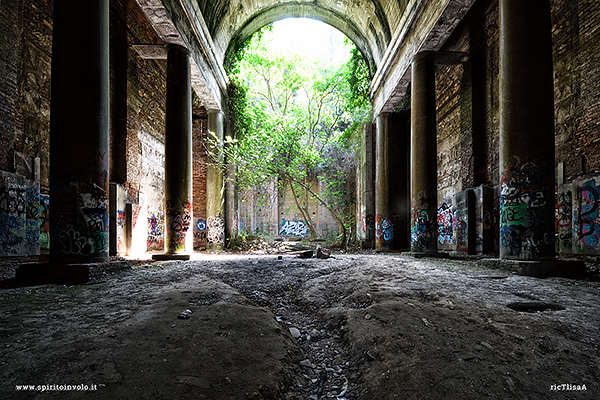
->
[15, 263, 92, 285]
[152, 254, 191, 261]
[510, 260, 588, 279]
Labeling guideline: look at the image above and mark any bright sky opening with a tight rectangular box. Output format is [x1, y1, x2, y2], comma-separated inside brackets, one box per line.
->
[267, 18, 352, 67]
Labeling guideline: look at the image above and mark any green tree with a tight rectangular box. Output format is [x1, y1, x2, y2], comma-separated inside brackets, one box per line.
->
[224, 25, 372, 247]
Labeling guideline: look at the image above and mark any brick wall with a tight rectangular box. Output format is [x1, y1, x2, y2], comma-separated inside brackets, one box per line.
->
[0, 0, 51, 188]
[192, 106, 208, 249]
[436, 0, 500, 196]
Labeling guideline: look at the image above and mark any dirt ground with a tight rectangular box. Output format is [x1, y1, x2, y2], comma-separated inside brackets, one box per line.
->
[0, 250, 599, 399]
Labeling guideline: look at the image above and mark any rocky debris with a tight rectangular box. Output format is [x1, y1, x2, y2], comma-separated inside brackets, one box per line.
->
[298, 250, 314, 259]
[289, 327, 302, 338]
[315, 246, 331, 259]
[177, 309, 192, 319]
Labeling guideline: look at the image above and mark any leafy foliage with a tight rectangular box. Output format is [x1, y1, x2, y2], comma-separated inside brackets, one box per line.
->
[223, 24, 372, 247]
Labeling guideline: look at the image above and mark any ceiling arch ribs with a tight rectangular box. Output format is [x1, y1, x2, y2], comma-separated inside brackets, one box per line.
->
[136, 0, 228, 111]
[370, 0, 477, 115]
[232, 3, 378, 74]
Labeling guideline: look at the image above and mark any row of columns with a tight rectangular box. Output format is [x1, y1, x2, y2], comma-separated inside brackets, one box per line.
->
[48, 0, 225, 265]
[375, 0, 556, 261]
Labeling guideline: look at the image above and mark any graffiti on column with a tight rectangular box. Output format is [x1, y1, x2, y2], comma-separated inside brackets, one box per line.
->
[499, 159, 551, 259]
[574, 179, 600, 250]
[54, 179, 109, 256]
[437, 202, 454, 247]
[411, 190, 434, 252]
[279, 219, 309, 237]
[207, 215, 224, 244]
[375, 214, 393, 248]
[166, 199, 191, 252]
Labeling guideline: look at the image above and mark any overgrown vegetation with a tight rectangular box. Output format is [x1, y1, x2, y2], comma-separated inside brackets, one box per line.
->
[223, 23, 372, 248]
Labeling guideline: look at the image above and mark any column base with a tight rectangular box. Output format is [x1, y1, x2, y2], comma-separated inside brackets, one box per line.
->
[504, 260, 587, 279]
[15, 263, 92, 285]
[152, 253, 191, 261]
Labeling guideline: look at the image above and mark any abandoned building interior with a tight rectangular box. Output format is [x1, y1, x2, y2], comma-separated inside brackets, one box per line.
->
[1, 0, 600, 399]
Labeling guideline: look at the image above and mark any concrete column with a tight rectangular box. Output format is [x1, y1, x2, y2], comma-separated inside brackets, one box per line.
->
[390, 111, 411, 250]
[224, 122, 237, 242]
[206, 110, 225, 249]
[49, 0, 110, 263]
[163, 44, 193, 255]
[359, 123, 375, 248]
[499, 0, 555, 260]
[375, 113, 394, 250]
[410, 51, 438, 253]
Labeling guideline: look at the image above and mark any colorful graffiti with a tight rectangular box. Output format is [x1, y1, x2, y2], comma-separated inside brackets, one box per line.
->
[147, 208, 165, 251]
[375, 214, 393, 248]
[279, 219, 310, 237]
[196, 218, 207, 231]
[499, 160, 552, 259]
[437, 202, 454, 247]
[207, 215, 224, 244]
[411, 190, 435, 252]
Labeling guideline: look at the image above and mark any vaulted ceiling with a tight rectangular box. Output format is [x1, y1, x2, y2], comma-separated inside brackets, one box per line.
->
[138, 0, 476, 113]
[195, 0, 412, 73]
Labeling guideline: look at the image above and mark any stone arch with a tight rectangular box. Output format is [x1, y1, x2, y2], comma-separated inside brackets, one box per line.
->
[228, 3, 377, 74]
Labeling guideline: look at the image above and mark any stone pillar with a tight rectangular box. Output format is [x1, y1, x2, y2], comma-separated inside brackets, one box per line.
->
[410, 51, 438, 253]
[49, 0, 110, 263]
[499, 0, 555, 260]
[375, 113, 394, 250]
[206, 110, 225, 249]
[224, 122, 237, 242]
[390, 111, 411, 250]
[163, 44, 193, 255]
[359, 123, 375, 248]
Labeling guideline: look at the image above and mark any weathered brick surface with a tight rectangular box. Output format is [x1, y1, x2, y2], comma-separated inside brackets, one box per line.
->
[0, 0, 51, 187]
[553, 0, 600, 178]
[192, 106, 208, 249]
[436, 0, 500, 196]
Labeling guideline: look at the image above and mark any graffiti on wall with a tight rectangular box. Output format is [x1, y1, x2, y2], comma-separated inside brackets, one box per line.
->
[574, 179, 600, 252]
[0, 172, 41, 256]
[39, 194, 50, 250]
[147, 207, 164, 251]
[207, 215, 224, 244]
[166, 199, 191, 252]
[437, 202, 454, 247]
[454, 192, 469, 252]
[279, 219, 309, 237]
[499, 160, 552, 259]
[556, 186, 573, 252]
